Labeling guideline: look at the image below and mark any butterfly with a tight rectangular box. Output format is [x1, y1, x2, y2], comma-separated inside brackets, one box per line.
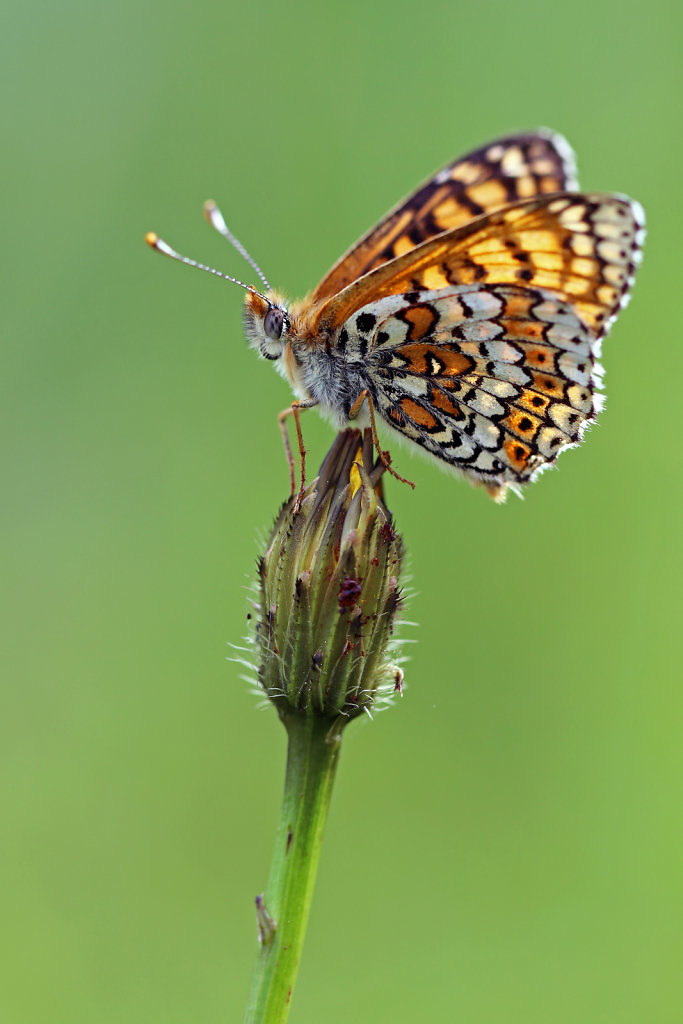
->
[146, 129, 644, 502]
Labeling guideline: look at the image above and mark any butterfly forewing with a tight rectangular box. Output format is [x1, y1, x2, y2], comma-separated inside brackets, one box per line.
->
[317, 193, 643, 341]
[312, 130, 578, 301]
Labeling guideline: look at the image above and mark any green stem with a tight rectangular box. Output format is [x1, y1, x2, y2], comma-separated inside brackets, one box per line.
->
[244, 714, 343, 1024]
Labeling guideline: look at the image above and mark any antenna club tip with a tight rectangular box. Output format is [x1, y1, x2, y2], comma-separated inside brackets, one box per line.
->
[203, 200, 218, 224]
[145, 231, 159, 248]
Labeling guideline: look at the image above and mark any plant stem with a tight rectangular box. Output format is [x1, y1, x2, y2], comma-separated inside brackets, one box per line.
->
[244, 714, 343, 1023]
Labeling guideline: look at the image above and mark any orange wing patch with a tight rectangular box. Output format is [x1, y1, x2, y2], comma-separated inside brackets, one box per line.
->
[516, 343, 559, 371]
[396, 344, 474, 377]
[529, 371, 567, 398]
[401, 305, 439, 341]
[400, 398, 439, 431]
[504, 439, 533, 471]
[502, 408, 543, 441]
[516, 389, 551, 415]
[430, 388, 466, 419]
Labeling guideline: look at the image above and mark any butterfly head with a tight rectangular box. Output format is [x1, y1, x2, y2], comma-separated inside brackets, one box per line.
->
[146, 200, 294, 362]
[243, 290, 290, 361]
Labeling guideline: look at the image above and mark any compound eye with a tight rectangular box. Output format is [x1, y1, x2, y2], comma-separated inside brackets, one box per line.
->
[264, 306, 284, 341]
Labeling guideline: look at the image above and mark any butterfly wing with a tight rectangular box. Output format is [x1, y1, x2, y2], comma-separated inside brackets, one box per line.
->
[333, 194, 644, 496]
[312, 129, 578, 301]
[317, 193, 644, 340]
[344, 284, 601, 494]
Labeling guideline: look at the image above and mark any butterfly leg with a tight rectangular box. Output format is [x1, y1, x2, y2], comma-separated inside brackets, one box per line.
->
[348, 390, 415, 489]
[278, 399, 319, 509]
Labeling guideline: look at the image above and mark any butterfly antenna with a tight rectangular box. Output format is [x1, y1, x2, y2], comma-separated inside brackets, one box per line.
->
[203, 199, 272, 292]
[145, 232, 269, 302]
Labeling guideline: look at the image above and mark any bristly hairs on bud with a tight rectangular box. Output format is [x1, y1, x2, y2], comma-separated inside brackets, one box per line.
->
[251, 429, 406, 725]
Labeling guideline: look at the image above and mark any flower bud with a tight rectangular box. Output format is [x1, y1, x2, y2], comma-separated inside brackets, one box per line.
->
[256, 430, 404, 723]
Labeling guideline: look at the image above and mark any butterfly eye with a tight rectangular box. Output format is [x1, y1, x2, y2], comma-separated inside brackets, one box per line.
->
[264, 306, 284, 341]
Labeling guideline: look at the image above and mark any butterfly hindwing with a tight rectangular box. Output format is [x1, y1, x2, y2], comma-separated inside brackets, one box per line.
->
[312, 130, 578, 301]
[338, 276, 628, 492]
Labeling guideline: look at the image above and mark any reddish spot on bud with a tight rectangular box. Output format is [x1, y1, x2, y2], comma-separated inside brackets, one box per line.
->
[379, 521, 396, 544]
[338, 575, 362, 611]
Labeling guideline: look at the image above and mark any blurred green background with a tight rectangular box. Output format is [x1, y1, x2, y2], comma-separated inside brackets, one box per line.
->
[2, 0, 681, 1020]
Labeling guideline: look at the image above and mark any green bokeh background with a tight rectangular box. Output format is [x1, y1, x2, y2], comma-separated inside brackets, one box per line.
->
[3, 0, 681, 1020]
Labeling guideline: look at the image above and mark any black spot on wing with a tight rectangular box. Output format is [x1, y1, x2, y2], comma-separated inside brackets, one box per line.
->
[356, 312, 377, 334]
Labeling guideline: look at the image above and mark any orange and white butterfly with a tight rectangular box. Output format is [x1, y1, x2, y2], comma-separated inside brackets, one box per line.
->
[147, 129, 644, 501]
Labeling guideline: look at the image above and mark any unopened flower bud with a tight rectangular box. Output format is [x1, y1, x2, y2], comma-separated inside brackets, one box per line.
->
[256, 429, 405, 723]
